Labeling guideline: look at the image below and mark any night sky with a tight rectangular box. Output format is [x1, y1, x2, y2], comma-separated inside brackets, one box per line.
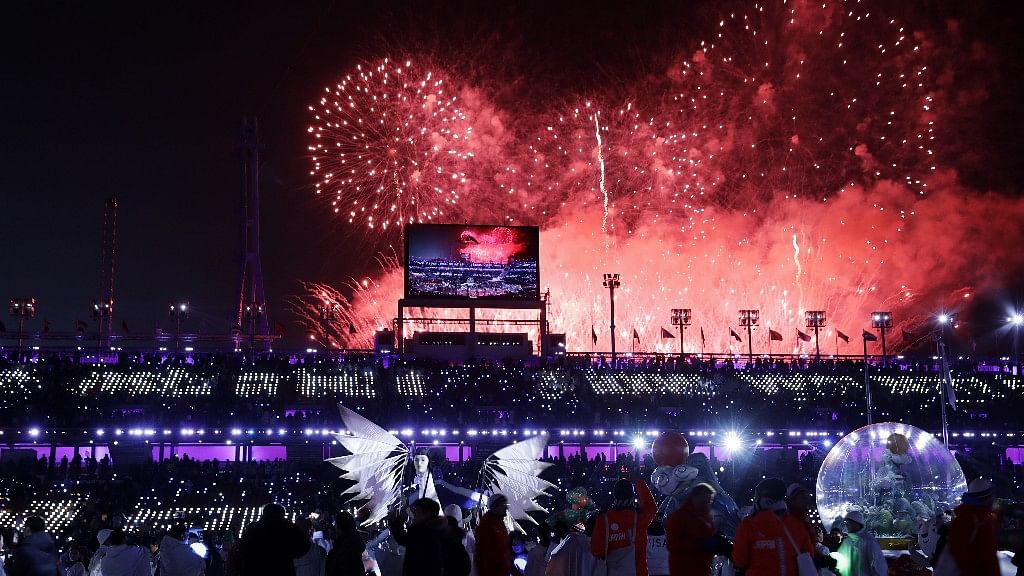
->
[3, 2, 1024, 349]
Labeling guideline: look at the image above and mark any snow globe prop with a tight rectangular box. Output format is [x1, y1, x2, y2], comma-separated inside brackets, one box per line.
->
[816, 422, 966, 540]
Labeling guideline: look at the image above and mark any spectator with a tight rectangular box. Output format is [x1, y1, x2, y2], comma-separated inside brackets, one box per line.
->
[89, 529, 113, 576]
[475, 494, 515, 576]
[325, 512, 365, 576]
[590, 479, 656, 576]
[836, 511, 885, 576]
[544, 520, 593, 576]
[939, 478, 1000, 576]
[643, 519, 668, 576]
[444, 505, 476, 576]
[293, 518, 327, 576]
[235, 503, 310, 576]
[6, 516, 59, 576]
[732, 478, 814, 576]
[99, 529, 150, 576]
[158, 524, 205, 576]
[63, 545, 88, 576]
[389, 498, 448, 576]
[666, 483, 726, 576]
[524, 523, 550, 576]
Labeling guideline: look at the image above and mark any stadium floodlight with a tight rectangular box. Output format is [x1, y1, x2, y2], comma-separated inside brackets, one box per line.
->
[723, 432, 742, 453]
[671, 308, 692, 356]
[1011, 312, 1024, 371]
[168, 301, 190, 353]
[805, 310, 826, 360]
[739, 309, 759, 362]
[602, 273, 621, 361]
[8, 297, 36, 359]
[870, 311, 892, 365]
[631, 436, 646, 450]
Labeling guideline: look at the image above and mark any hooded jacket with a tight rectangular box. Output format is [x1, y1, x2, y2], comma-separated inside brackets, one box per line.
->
[666, 501, 716, 576]
[590, 480, 657, 576]
[475, 511, 513, 576]
[7, 532, 60, 576]
[158, 535, 206, 576]
[732, 510, 814, 576]
[948, 502, 1000, 576]
[100, 545, 151, 576]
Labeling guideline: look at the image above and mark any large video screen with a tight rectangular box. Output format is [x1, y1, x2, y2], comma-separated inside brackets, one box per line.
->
[405, 224, 540, 300]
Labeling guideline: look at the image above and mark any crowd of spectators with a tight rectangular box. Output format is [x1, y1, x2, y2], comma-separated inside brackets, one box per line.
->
[0, 352, 1020, 432]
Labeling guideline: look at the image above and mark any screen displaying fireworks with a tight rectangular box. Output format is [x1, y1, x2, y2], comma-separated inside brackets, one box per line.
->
[405, 224, 540, 300]
[292, 1, 1024, 354]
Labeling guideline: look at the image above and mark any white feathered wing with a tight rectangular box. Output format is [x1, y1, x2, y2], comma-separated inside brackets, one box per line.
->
[480, 435, 555, 530]
[327, 404, 408, 525]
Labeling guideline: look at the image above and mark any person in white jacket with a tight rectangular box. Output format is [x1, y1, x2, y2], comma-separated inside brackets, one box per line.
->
[89, 529, 113, 576]
[837, 511, 887, 576]
[100, 530, 152, 576]
[158, 525, 205, 576]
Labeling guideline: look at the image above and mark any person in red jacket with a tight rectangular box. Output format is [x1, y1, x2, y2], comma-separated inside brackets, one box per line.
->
[665, 483, 717, 576]
[947, 478, 1000, 576]
[476, 493, 516, 576]
[591, 478, 657, 576]
[732, 478, 814, 576]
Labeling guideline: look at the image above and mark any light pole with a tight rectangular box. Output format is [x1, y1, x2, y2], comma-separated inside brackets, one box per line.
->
[671, 308, 692, 356]
[92, 299, 113, 351]
[318, 301, 340, 348]
[805, 310, 826, 361]
[738, 309, 759, 364]
[871, 311, 892, 366]
[245, 303, 265, 355]
[603, 273, 621, 362]
[8, 297, 36, 360]
[1010, 313, 1023, 374]
[168, 302, 189, 353]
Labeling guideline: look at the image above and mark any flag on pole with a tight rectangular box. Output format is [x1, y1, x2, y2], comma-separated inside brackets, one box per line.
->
[836, 330, 850, 343]
[730, 328, 742, 342]
[940, 345, 957, 411]
[797, 329, 812, 342]
[768, 329, 783, 341]
[901, 328, 917, 342]
[633, 329, 641, 343]
[661, 327, 675, 339]
[76, 319, 88, 333]
[592, 326, 598, 346]
[862, 330, 878, 341]
[700, 327, 705, 344]
[349, 322, 358, 335]
[121, 319, 131, 334]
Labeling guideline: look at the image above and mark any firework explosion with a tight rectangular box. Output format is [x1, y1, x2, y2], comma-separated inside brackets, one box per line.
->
[295, 2, 1024, 354]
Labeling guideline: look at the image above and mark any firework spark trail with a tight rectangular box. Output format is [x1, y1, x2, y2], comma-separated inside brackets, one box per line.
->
[301, 2, 1024, 353]
[593, 112, 609, 240]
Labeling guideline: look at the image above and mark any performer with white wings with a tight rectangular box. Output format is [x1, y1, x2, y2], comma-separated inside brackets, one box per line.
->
[327, 404, 555, 532]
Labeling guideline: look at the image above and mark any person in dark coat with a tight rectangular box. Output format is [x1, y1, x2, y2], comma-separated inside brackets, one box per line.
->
[326, 511, 366, 576]
[388, 498, 448, 576]
[6, 516, 59, 576]
[234, 503, 311, 576]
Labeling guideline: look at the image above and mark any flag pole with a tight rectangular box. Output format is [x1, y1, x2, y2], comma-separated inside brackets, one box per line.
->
[938, 340, 951, 447]
[863, 334, 873, 425]
[835, 331, 839, 357]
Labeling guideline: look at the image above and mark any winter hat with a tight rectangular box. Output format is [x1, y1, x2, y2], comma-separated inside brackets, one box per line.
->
[97, 529, 113, 545]
[786, 483, 809, 499]
[963, 478, 994, 504]
[613, 479, 636, 501]
[755, 478, 787, 501]
[444, 504, 464, 522]
[488, 493, 509, 511]
[845, 510, 865, 528]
